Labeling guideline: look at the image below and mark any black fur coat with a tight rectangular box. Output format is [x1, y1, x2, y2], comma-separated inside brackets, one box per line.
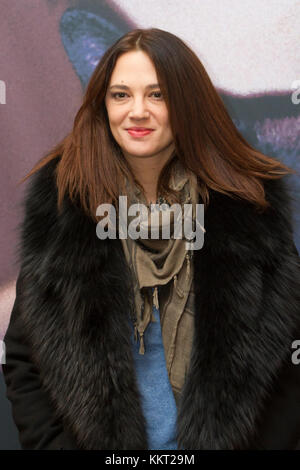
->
[3, 156, 300, 450]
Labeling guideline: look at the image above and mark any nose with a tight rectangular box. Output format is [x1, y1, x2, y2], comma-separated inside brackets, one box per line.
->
[129, 98, 150, 119]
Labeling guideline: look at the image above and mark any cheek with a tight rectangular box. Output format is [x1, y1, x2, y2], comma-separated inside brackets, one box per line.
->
[161, 118, 172, 135]
[163, 119, 173, 140]
[158, 109, 171, 127]
[108, 108, 126, 126]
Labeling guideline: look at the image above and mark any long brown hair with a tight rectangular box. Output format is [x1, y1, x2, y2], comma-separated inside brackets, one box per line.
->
[19, 28, 296, 222]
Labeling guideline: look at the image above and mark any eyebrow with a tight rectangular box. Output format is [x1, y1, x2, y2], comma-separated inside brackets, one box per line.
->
[109, 83, 160, 90]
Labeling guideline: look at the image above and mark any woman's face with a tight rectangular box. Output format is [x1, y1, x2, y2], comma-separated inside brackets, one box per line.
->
[105, 50, 175, 162]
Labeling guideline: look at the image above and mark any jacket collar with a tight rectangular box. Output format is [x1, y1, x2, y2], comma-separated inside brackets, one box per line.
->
[19, 158, 300, 449]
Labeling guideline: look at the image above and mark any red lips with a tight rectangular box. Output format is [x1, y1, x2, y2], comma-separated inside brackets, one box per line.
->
[126, 127, 154, 131]
[127, 128, 154, 137]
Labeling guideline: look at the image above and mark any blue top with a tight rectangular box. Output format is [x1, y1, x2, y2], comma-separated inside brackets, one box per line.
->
[129, 289, 178, 450]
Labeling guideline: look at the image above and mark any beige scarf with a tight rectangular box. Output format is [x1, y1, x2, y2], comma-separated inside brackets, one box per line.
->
[119, 158, 199, 356]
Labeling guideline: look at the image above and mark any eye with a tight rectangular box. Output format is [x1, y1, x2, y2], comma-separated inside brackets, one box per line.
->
[110, 91, 163, 100]
[152, 91, 163, 99]
[111, 92, 127, 99]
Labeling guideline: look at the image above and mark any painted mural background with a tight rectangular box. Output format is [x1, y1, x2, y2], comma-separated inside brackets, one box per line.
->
[0, 0, 299, 449]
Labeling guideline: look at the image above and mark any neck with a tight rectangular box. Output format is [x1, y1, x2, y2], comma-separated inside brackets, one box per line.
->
[123, 144, 175, 204]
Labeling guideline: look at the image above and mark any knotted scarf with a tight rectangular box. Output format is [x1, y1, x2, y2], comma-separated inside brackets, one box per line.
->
[117, 158, 204, 403]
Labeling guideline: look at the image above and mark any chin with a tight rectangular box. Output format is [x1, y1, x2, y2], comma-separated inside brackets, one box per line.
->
[122, 147, 157, 158]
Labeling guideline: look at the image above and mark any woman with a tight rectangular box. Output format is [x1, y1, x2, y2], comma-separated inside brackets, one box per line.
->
[3, 28, 300, 450]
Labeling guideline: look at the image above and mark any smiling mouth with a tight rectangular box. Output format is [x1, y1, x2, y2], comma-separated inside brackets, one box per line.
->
[126, 129, 154, 137]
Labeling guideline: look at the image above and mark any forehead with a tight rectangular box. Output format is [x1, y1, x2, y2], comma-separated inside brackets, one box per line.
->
[109, 51, 158, 84]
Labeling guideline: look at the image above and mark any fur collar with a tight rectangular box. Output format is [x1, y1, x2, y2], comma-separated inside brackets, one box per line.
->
[18, 157, 300, 449]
